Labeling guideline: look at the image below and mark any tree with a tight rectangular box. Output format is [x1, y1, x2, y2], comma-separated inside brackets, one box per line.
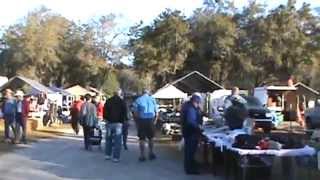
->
[117, 69, 145, 94]
[102, 70, 120, 96]
[186, 4, 237, 85]
[129, 9, 193, 88]
[231, 1, 319, 88]
[0, 8, 125, 94]
[0, 7, 70, 82]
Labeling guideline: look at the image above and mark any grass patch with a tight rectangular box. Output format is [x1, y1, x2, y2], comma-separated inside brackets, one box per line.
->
[0, 120, 72, 155]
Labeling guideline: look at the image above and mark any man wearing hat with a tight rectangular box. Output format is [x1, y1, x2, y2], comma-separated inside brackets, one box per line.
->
[15, 90, 30, 144]
[181, 93, 203, 175]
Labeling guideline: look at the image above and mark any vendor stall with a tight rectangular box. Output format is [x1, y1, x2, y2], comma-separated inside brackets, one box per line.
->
[254, 86, 297, 124]
[153, 84, 187, 100]
[201, 127, 316, 180]
[153, 85, 187, 138]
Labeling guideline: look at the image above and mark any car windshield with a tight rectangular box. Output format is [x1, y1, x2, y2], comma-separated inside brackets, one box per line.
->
[243, 96, 263, 107]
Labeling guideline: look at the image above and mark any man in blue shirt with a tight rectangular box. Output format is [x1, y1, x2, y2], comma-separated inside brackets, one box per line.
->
[181, 94, 202, 175]
[133, 89, 158, 162]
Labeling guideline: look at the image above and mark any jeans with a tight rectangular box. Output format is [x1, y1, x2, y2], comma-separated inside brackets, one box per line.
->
[15, 113, 27, 141]
[105, 123, 123, 159]
[122, 122, 129, 148]
[4, 114, 16, 139]
[83, 126, 93, 150]
[184, 135, 199, 173]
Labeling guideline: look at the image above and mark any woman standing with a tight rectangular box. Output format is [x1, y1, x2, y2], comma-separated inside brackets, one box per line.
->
[80, 94, 98, 150]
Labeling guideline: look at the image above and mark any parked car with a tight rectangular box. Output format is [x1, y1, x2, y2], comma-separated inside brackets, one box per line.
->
[305, 102, 320, 129]
[242, 96, 274, 133]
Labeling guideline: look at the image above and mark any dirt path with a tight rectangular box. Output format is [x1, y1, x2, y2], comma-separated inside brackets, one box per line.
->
[0, 130, 217, 180]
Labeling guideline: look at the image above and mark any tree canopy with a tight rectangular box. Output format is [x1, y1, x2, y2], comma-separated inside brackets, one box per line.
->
[1, 1, 320, 93]
[129, 0, 320, 90]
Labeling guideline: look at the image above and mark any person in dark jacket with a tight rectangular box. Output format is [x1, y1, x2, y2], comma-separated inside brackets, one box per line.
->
[224, 87, 247, 130]
[104, 89, 127, 162]
[181, 94, 202, 175]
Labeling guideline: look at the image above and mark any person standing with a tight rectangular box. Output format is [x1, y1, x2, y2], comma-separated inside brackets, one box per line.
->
[224, 86, 247, 130]
[80, 94, 98, 151]
[37, 91, 48, 112]
[104, 89, 127, 162]
[181, 94, 203, 175]
[2, 89, 17, 143]
[122, 103, 132, 150]
[96, 97, 105, 121]
[15, 91, 30, 144]
[224, 87, 245, 109]
[133, 89, 158, 162]
[71, 96, 84, 134]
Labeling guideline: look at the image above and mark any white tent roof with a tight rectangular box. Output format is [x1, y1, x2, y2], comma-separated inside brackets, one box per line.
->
[255, 86, 297, 91]
[153, 85, 187, 99]
[65, 85, 95, 96]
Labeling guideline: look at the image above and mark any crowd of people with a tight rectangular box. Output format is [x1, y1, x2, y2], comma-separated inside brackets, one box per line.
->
[71, 89, 158, 163]
[68, 88, 208, 175]
[0, 86, 208, 175]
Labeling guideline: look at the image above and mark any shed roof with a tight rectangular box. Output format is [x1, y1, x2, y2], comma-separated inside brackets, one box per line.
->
[0, 76, 54, 94]
[171, 71, 224, 94]
[294, 82, 319, 95]
[65, 85, 95, 96]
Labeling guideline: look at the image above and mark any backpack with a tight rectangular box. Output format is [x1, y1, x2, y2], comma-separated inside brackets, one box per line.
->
[80, 103, 98, 128]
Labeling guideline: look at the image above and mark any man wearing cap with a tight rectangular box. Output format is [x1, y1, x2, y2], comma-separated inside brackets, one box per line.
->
[104, 89, 127, 162]
[2, 89, 17, 143]
[15, 90, 30, 144]
[133, 89, 158, 162]
[181, 94, 203, 175]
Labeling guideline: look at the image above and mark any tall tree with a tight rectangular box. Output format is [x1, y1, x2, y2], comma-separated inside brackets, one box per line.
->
[187, 4, 237, 85]
[129, 9, 193, 88]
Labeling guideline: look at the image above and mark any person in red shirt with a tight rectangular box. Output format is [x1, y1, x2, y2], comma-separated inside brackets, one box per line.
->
[97, 97, 105, 121]
[15, 91, 30, 144]
[21, 95, 31, 143]
[71, 96, 84, 134]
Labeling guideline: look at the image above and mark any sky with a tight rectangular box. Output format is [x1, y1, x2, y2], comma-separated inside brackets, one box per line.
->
[0, 0, 319, 30]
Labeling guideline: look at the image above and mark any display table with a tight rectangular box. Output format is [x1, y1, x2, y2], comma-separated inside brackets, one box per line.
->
[201, 127, 317, 180]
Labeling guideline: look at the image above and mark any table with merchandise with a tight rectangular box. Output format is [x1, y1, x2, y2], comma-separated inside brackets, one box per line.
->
[201, 127, 316, 180]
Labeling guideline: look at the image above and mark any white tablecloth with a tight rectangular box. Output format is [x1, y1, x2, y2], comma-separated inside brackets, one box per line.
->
[203, 128, 316, 157]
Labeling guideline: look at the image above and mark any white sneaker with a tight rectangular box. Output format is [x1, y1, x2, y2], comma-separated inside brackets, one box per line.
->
[105, 155, 111, 160]
[112, 158, 120, 163]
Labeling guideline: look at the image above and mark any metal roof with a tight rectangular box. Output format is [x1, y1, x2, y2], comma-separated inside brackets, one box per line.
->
[294, 82, 319, 95]
[171, 71, 224, 94]
[255, 86, 297, 91]
[0, 76, 54, 94]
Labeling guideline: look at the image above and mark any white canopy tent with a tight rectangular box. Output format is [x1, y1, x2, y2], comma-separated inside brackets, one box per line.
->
[153, 85, 187, 99]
